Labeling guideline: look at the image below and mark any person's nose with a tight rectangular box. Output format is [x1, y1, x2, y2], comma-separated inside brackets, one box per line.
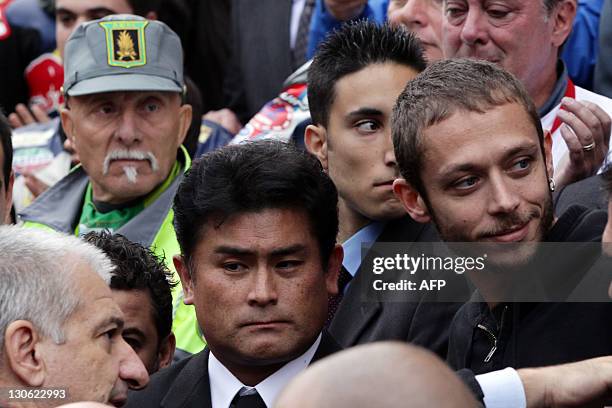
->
[247, 268, 279, 307]
[487, 173, 520, 216]
[117, 337, 149, 390]
[113, 109, 142, 147]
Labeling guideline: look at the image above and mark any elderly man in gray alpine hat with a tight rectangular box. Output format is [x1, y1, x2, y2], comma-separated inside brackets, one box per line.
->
[19, 14, 204, 359]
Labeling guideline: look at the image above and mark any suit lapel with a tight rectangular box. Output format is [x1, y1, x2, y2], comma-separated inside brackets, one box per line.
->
[329, 218, 438, 345]
[161, 350, 212, 408]
[377, 216, 437, 243]
[311, 330, 344, 363]
[328, 265, 382, 346]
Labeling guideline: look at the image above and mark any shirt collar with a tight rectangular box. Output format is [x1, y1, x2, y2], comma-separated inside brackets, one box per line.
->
[342, 221, 386, 277]
[538, 60, 569, 118]
[208, 334, 322, 408]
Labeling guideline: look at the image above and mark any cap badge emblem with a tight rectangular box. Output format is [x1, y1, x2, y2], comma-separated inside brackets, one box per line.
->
[100, 20, 148, 68]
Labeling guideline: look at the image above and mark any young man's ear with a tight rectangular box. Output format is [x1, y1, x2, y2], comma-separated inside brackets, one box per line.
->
[173, 255, 195, 305]
[156, 333, 176, 371]
[305, 124, 329, 171]
[4, 320, 46, 387]
[393, 178, 431, 223]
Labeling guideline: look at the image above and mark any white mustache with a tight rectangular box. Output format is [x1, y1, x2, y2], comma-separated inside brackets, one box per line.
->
[102, 150, 159, 175]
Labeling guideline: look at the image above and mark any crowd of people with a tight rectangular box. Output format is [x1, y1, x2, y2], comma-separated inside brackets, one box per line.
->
[0, 0, 611, 407]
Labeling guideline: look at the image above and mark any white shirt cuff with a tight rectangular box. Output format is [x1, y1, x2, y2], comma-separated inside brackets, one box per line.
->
[476, 367, 527, 408]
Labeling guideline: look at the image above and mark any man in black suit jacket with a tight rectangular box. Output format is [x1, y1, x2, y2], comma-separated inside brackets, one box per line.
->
[127, 141, 343, 407]
[225, 0, 294, 123]
[305, 21, 465, 356]
[205, 0, 315, 133]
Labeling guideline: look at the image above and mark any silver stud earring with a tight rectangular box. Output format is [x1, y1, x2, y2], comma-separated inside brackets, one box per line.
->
[549, 178, 556, 192]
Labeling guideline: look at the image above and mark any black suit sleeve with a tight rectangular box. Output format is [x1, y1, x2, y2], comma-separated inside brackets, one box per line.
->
[456, 368, 485, 405]
[223, 0, 249, 123]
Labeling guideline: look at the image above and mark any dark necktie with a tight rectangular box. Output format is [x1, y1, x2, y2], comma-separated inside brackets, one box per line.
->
[230, 387, 267, 408]
[293, 0, 315, 68]
[326, 266, 353, 326]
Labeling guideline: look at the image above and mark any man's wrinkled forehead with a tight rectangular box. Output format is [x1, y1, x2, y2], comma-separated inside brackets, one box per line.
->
[70, 90, 181, 105]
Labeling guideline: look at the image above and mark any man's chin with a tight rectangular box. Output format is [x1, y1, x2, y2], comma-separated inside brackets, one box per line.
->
[237, 342, 306, 367]
[482, 241, 540, 269]
[99, 179, 160, 203]
[369, 203, 407, 222]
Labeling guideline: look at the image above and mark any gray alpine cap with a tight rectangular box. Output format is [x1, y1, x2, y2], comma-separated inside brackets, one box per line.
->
[63, 14, 184, 96]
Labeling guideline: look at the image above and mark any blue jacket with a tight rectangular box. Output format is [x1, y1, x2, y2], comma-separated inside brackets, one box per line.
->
[307, 0, 387, 59]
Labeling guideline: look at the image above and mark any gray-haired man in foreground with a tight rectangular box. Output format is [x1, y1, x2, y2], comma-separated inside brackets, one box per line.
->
[0, 226, 148, 407]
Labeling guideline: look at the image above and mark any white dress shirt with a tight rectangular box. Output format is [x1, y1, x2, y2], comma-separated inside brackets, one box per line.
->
[478, 368, 527, 408]
[341, 221, 386, 280]
[208, 334, 322, 408]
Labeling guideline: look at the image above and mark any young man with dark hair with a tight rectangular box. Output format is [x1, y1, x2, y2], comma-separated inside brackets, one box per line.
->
[306, 20, 461, 354]
[0, 113, 14, 224]
[393, 58, 612, 406]
[84, 231, 177, 374]
[308, 21, 425, 130]
[127, 140, 343, 407]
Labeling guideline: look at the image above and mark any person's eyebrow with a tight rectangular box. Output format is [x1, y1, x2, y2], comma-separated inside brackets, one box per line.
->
[214, 246, 254, 256]
[438, 163, 479, 179]
[121, 327, 146, 342]
[270, 244, 307, 257]
[86, 7, 119, 16]
[93, 316, 125, 334]
[213, 244, 307, 257]
[346, 107, 384, 119]
[55, 7, 76, 16]
[438, 143, 540, 179]
[500, 144, 540, 161]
